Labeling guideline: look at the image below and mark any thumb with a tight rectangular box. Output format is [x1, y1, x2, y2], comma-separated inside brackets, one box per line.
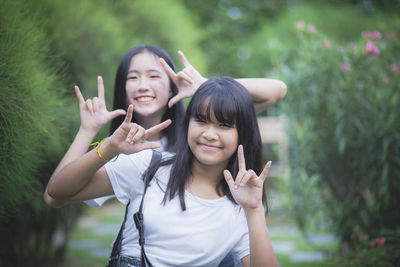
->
[135, 142, 161, 151]
[168, 95, 183, 108]
[109, 109, 126, 119]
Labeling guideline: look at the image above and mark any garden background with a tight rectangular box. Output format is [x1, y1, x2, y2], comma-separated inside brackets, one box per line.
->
[0, 0, 399, 266]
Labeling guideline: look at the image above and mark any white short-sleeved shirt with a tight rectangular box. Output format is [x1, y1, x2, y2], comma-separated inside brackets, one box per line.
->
[105, 150, 250, 266]
[84, 137, 167, 207]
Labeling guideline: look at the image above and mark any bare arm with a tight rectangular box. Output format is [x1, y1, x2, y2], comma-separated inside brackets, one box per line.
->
[44, 76, 126, 207]
[236, 78, 287, 114]
[46, 105, 171, 204]
[224, 145, 279, 267]
[161, 51, 287, 113]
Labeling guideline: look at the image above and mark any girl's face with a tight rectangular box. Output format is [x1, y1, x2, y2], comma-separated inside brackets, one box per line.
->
[188, 109, 239, 168]
[125, 52, 172, 123]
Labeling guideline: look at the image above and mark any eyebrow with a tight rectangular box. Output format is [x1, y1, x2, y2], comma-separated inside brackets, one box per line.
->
[127, 69, 163, 74]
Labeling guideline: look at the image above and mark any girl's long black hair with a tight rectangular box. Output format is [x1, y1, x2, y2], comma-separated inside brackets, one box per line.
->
[160, 77, 266, 212]
[110, 44, 185, 151]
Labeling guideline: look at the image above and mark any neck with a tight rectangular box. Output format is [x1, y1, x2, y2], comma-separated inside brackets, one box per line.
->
[186, 159, 228, 199]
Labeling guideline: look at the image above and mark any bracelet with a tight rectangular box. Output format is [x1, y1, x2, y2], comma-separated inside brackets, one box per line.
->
[91, 137, 110, 162]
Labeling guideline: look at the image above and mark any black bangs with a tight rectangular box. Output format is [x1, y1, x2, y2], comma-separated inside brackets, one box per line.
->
[189, 80, 240, 126]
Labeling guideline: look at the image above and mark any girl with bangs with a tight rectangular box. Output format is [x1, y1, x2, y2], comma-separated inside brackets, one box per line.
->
[46, 77, 279, 267]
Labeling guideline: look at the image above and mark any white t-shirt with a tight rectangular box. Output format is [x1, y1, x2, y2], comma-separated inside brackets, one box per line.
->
[105, 149, 250, 266]
[84, 137, 168, 207]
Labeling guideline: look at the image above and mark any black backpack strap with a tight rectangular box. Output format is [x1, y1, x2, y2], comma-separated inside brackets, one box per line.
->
[108, 201, 130, 260]
[108, 149, 162, 266]
[133, 150, 162, 267]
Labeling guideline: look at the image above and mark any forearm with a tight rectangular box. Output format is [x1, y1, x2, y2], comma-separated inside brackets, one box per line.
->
[52, 127, 98, 177]
[236, 78, 287, 113]
[245, 206, 279, 267]
[47, 139, 116, 199]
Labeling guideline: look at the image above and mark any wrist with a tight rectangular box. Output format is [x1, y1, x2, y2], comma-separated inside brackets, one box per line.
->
[77, 126, 99, 139]
[99, 138, 119, 161]
[244, 205, 265, 216]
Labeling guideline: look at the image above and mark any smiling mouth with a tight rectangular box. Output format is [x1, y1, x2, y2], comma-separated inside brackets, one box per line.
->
[136, 96, 155, 103]
[199, 143, 221, 150]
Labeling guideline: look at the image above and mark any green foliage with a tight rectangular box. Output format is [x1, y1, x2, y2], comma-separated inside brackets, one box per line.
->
[0, 0, 205, 265]
[181, 0, 288, 77]
[281, 22, 400, 253]
[334, 228, 400, 266]
[0, 0, 81, 265]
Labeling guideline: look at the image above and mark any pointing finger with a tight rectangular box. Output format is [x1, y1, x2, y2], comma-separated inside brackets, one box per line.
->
[178, 50, 191, 67]
[237, 145, 246, 171]
[159, 58, 177, 80]
[97, 76, 105, 100]
[74, 85, 85, 104]
[124, 105, 134, 124]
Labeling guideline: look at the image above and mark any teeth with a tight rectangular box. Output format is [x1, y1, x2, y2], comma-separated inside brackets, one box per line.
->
[137, 96, 154, 102]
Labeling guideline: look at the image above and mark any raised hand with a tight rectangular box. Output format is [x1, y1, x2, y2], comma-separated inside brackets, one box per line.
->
[108, 105, 171, 155]
[223, 145, 272, 210]
[160, 51, 207, 108]
[75, 76, 126, 134]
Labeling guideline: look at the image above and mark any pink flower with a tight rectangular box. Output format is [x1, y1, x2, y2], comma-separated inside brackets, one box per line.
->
[364, 234, 370, 240]
[383, 76, 390, 84]
[355, 253, 362, 259]
[370, 240, 376, 247]
[296, 21, 305, 31]
[308, 24, 317, 34]
[376, 237, 386, 246]
[390, 64, 400, 75]
[362, 30, 382, 39]
[365, 40, 380, 55]
[323, 41, 331, 49]
[340, 62, 352, 72]
[371, 31, 382, 40]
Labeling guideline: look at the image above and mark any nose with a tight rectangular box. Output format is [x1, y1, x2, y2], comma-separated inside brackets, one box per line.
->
[202, 125, 218, 140]
[138, 77, 150, 91]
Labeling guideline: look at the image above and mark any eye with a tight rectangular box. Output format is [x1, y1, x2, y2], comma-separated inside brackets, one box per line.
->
[220, 123, 233, 128]
[127, 76, 137, 80]
[150, 74, 161, 79]
[195, 118, 207, 123]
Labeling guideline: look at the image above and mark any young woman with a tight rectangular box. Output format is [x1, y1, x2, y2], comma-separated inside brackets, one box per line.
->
[44, 44, 287, 208]
[46, 77, 279, 266]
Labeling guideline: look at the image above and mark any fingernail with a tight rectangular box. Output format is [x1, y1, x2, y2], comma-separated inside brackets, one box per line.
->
[234, 185, 238, 190]
[126, 138, 131, 142]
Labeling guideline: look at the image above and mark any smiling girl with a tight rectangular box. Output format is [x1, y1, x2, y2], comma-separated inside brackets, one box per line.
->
[46, 77, 279, 266]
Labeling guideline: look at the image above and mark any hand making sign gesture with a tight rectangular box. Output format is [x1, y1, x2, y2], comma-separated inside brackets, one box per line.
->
[160, 51, 207, 108]
[107, 104, 172, 156]
[224, 145, 272, 210]
[75, 76, 126, 133]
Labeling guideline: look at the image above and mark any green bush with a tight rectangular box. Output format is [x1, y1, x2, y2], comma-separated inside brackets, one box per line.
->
[0, 0, 80, 265]
[281, 22, 400, 253]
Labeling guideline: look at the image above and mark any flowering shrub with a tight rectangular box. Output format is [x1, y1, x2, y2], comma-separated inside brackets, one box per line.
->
[281, 22, 400, 255]
[335, 229, 400, 266]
